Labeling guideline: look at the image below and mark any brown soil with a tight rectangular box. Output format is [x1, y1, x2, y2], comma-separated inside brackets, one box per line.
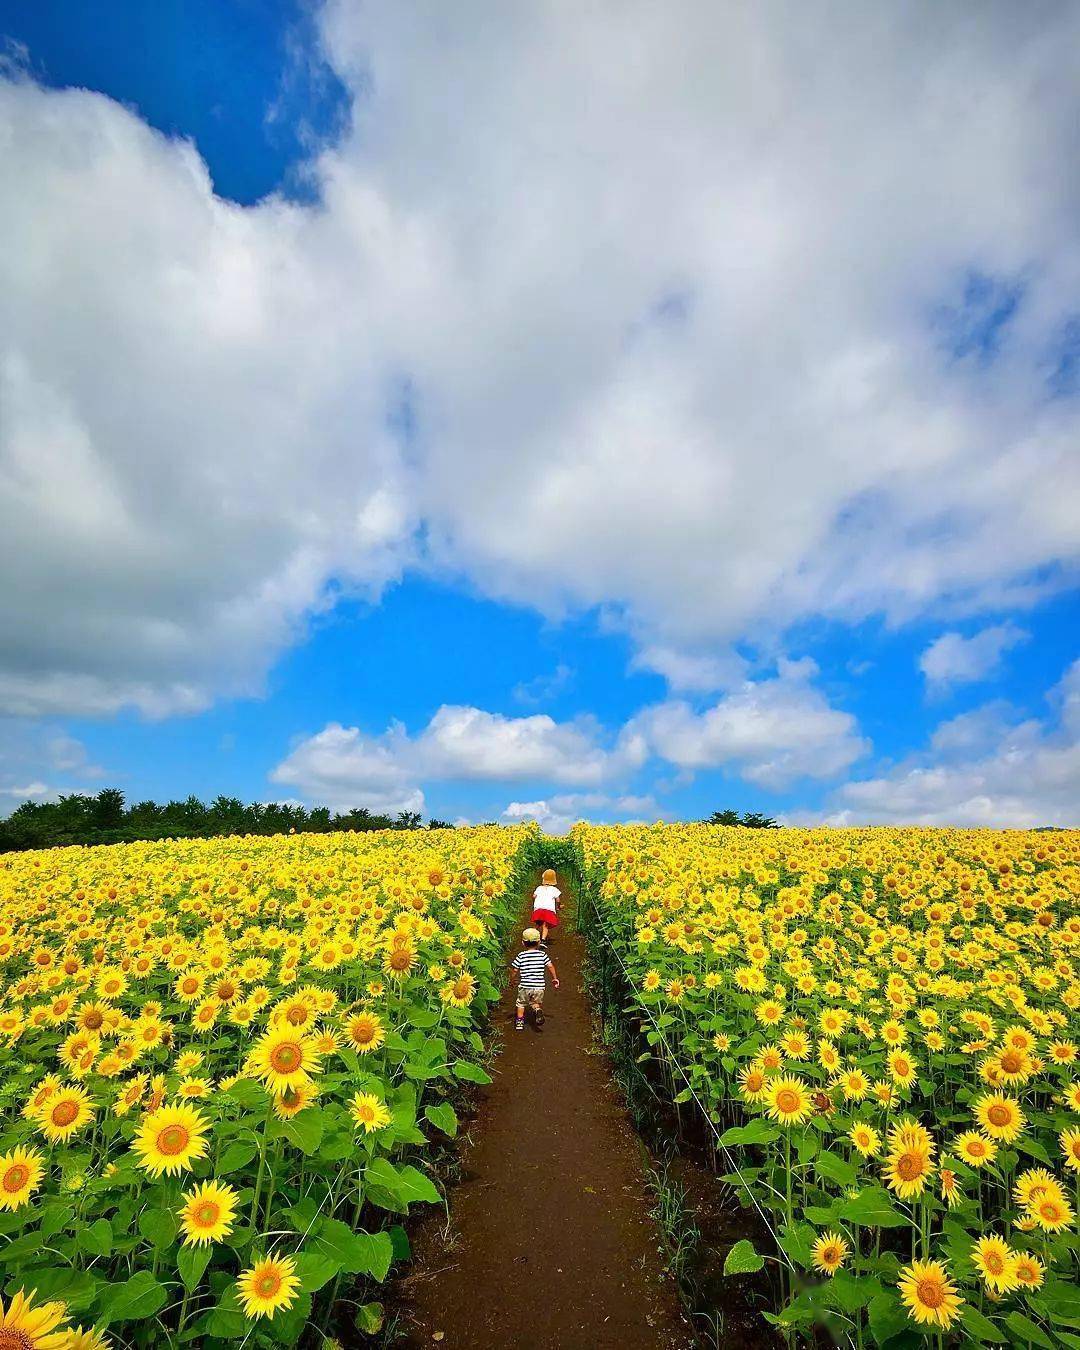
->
[391, 886, 694, 1350]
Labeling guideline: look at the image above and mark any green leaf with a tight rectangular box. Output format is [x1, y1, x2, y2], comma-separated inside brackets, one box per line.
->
[278, 1107, 324, 1155]
[313, 1219, 394, 1279]
[424, 1102, 459, 1137]
[829, 1272, 882, 1313]
[97, 1271, 167, 1326]
[5, 1268, 98, 1312]
[815, 1150, 858, 1188]
[408, 1007, 440, 1029]
[723, 1238, 765, 1276]
[838, 1186, 908, 1227]
[38, 1202, 74, 1239]
[223, 1078, 268, 1110]
[1004, 1313, 1054, 1350]
[355, 1302, 385, 1335]
[177, 1242, 212, 1291]
[138, 1206, 178, 1250]
[961, 1306, 1007, 1343]
[452, 1060, 492, 1084]
[396, 1164, 442, 1206]
[217, 1137, 258, 1173]
[718, 1118, 781, 1147]
[867, 1290, 909, 1346]
[77, 1217, 113, 1257]
[292, 1250, 339, 1293]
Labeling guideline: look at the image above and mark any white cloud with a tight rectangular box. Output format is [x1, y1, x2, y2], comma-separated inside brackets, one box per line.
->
[512, 663, 574, 705]
[3, 6, 1080, 715]
[502, 792, 661, 835]
[270, 704, 644, 812]
[628, 659, 869, 789]
[919, 622, 1028, 690]
[0, 781, 49, 799]
[630, 645, 748, 693]
[818, 659, 1080, 826]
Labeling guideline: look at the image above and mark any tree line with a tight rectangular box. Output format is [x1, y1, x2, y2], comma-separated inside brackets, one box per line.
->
[0, 788, 456, 853]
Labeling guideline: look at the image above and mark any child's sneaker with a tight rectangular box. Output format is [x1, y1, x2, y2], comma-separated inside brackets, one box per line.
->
[534, 1010, 545, 1028]
[515, 1017, 524, 1031]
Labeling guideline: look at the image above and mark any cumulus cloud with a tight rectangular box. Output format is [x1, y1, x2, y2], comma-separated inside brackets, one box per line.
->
[629, 645, 748, 693]
[502, 792, 661, 835]
[919, 622, 1028, 690]
[3, 5, 1080, 718]
[818, 659, 1080, 826]
[628, 659, 869, 789]
[270, 705, 644, 812]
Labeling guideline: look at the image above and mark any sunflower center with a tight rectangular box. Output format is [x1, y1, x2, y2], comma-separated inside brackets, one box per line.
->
[917, 1279, 944, 1309]
[985, 1253, 1003, 1274]
[0, 1329, 35, 1350]
[775, 1090, 799, 1114]
[390, 951, 411, 970]
[896, 1152, 921, 1180]
[454, 980, 470, 998]
[157, 1125, 190, 1155]
[3, 1165, 29, 1192]
[195, 1202, 220, 1226]
[84, 1010, 104, 1029]
[255, 1271, 282, 1298]
[353, 1022, 374, 1044]
[987, 1105, 1010, 1126]
[52, 1100, 79, 1126]
[270, 1044, 302, 1073]
[1000, 1050, 1023, 1072]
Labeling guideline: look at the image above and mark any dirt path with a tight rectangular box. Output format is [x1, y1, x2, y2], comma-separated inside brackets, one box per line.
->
[394, 882, 693, 1350]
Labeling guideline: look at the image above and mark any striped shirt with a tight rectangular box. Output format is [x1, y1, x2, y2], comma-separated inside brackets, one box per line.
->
[512, 947, 549, 989]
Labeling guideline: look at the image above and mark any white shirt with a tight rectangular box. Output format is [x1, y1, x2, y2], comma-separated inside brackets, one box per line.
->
[532, 884, 560, 913]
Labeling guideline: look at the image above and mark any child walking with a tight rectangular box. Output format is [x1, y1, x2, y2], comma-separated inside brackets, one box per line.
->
[511, 927, 559, 1031]
[531, 867, 561, 942]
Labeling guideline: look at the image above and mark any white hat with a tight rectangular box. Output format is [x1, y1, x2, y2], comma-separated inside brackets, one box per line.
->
[522, 927, 541, 943]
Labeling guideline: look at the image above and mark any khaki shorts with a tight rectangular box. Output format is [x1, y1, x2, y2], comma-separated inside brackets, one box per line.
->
[517, 987, 545, 1010]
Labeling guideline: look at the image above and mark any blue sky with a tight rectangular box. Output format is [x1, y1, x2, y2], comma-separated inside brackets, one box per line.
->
[0, 2, 1077, 828]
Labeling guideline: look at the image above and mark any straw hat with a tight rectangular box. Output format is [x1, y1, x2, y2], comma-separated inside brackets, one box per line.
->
[522, 927, 541, 943]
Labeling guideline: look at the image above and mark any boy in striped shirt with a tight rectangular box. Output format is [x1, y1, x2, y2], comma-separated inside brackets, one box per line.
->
[511, 927, 559, 1031]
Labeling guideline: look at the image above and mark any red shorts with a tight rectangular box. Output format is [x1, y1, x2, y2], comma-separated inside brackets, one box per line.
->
[532, 908, 558, 928]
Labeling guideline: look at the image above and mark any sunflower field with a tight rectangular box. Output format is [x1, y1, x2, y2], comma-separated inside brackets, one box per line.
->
[575, 823, 1080, 1348]
[0, 826, 526, 1348]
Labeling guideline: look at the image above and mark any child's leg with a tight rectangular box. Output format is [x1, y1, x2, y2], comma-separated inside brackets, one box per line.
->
[515, 1001, 525, 1030]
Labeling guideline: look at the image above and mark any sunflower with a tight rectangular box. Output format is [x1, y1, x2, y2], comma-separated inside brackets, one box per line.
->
[974, 1092, 1025, 1143]
[763, 1075, 813, 1126]
[887, 1049, 918, 1089]
[0, 1288, 71, 1348]
[972, 1235, 1019, 1293]
[1029, 1189, 1075, 1233]
[738, 1064, 768, 1104]
[441, 973, 476, 1007]
[953, 1131, 997, 1169]
[273, 1081, 319, 1119]
[849, 1122, 881, 1158]
[349, 1091, 392, 1134]
[236, 1254, 302, 1320]
[179, 1180, 238, 1246]
[939, 1167, 962, 1209]
[63, 1329, 112, 1350]
[1013, 1252, 1046, 1289]
[35, 1085, 94, 1144]
[0, 1147, 44, 1212]
[131, 1102, 210, 1177]
[1060, 1127, 1080, 1173]
[811, 1231, 848, 1275]
[884, 1143, 934, 1200]
[897, 1259, 963, 1330]
[249, 1027, 321, 1095]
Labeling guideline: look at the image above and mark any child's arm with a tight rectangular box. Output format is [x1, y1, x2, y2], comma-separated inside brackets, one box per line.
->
[546, 958, 560, 989]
